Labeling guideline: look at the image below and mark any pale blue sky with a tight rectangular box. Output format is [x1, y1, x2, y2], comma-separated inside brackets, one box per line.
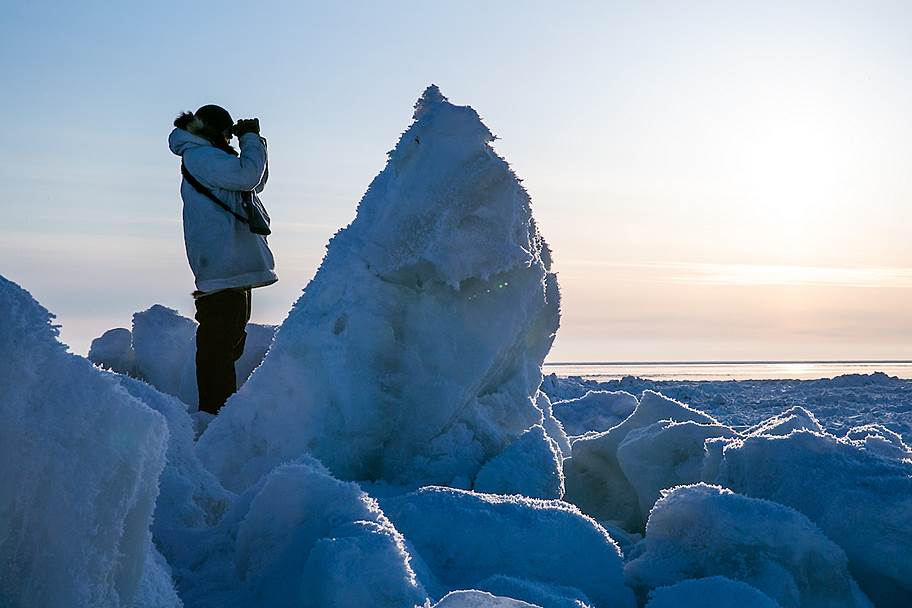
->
[2, 1, 911, 360]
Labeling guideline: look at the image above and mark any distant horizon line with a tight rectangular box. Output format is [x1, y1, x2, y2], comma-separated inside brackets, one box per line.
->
[543, 359, 912, 366]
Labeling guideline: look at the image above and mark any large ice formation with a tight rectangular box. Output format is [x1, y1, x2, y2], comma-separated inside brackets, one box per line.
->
[198, 85, 561, 491]
[625, 484, 872, 608]
[0, 276, 177, 608]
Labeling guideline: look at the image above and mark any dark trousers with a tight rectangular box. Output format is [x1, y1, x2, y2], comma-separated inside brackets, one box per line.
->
[195, 288, 251, 414]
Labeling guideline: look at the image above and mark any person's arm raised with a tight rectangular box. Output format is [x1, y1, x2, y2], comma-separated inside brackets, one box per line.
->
[255, 138, 268, 194]
[185, 131, 266, 192]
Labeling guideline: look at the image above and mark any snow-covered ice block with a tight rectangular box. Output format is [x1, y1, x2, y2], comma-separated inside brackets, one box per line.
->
[616, 419, 736, 522]
[713, 430, 912, 607]
[564, 390, 718, 529]
[473, 425, 564, 499]
[89, 326, 138, 375]
[132, 304, 198, 397]
[92, 304, 275, 408]
[645, 576, 780, 608]
[625, 484, 872, 608]
[0, 276, 171, 608]
[198, 86, 560, 491]
[842, 423, 912, 460]
[477, 575, 593, 608]
[432, 590, 540, 608]
[233, 461, 426, 608]
[383, 486, 635, 608]
[552, 390, 638, 436]
[117, 376, 232, 563]
[745, 405, 824, 437]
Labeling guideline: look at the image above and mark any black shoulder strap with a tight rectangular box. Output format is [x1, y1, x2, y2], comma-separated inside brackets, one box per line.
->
[181, 162, 250, 225]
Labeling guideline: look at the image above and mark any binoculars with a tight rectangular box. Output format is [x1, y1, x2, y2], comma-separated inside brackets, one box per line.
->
[232, 118, 260, 136]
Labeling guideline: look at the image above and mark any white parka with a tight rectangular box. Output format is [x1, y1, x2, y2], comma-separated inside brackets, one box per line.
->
[168, 128, 278, 294]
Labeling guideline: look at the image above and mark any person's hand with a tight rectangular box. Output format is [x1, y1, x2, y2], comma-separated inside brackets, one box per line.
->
[233, 118, 260, 136]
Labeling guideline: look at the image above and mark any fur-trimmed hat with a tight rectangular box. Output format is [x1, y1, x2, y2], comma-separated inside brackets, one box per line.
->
[173, 105, 238, 155]
[173, 104, 234, 134]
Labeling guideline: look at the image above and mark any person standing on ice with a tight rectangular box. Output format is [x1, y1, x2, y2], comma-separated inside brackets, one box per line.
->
[168, 104, 277, 415]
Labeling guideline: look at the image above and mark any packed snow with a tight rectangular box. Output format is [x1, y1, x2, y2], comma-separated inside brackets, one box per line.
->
[2, 87, 911, 607]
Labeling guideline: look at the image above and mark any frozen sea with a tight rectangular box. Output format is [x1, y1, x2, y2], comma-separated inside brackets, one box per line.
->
[543, 363, 912, 444]
[543, 360, 912, 381]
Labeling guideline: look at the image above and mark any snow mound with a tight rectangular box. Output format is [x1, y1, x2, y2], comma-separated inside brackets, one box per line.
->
[625, 484, 871, 608]
[552, 390, 638, 436]
[713, 430, 912, 607]
[564, 390, 719, 528]
[383, 486, 635, 608]
[0, 276, 174, 608]
[90, 304, 276, 408]
[473, 425, 564, 499]
[616, 419, 737, 522]
[745, 405, 824, 437]
[645, 576, 780, 608]
[198, 85, 560, 491]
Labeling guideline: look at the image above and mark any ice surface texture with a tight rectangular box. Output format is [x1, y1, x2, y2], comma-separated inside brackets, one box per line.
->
[714, 430, 912, 607]
[644, 576, 779, 608]
[198, 85, 560, 491]
[0, 276, 178, 608]
[552, 389, 638, 436]
[626, 483, 872, 607]
[383, 486, 636, 608]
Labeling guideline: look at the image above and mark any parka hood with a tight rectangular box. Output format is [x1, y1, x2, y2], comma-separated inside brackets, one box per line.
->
[168, 127, 212, 157]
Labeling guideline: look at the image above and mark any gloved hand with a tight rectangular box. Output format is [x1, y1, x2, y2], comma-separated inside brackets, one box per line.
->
[233, 118, 260, 136]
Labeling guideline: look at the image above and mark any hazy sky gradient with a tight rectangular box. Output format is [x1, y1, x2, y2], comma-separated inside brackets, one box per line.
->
[2, 1, 911, 360]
